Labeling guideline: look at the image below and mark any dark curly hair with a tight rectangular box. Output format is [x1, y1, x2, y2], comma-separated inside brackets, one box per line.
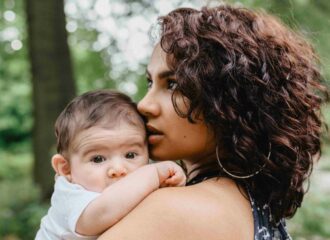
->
[157, 5, 329, 223]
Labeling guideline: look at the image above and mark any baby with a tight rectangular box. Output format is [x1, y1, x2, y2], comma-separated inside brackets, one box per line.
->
[36, 90, 186, 239]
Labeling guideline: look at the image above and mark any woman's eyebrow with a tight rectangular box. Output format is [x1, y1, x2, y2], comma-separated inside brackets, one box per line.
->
[146, 69, 175, 79]
[159, 70, 175, 79]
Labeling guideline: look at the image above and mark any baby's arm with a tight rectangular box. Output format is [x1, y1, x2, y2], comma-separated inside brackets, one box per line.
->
[76, 161, 186, 236]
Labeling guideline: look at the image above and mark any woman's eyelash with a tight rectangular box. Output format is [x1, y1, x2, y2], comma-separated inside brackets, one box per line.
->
[167, 79, 178, 90]
[146, 77, 177, 90]
[146, 78, 152, 88]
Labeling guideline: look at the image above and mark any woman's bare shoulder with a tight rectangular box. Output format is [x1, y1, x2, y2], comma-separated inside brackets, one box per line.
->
[98, 178, 253, 240]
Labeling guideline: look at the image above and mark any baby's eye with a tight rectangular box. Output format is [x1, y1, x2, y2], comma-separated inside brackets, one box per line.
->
[91, 155, 106, 163]
[167, 79, 177, 90]
[125, 152, 137, 159]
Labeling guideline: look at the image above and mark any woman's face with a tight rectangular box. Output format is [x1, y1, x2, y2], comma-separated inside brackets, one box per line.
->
[137, 44, 215, 163]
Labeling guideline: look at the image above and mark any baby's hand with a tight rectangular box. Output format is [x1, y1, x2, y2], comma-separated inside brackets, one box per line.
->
[154, 161, 186, 187]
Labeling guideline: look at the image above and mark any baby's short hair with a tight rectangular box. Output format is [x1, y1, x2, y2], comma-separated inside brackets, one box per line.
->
[55, 89, 145, 157]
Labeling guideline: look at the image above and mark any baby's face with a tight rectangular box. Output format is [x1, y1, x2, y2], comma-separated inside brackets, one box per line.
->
[68, 122, 148, 192]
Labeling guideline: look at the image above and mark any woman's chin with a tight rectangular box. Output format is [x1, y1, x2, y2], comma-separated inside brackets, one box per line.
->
[149, 148, 172, 161]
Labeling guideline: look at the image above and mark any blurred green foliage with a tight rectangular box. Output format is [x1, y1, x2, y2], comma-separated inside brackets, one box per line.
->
[288, 180, 330, 239]
[1, 0, 329, 147]
[288, 145, 330, 239]
[0, 144, 48, 239]
[0, 0, 32, 147]
[0, 0, 329, 239]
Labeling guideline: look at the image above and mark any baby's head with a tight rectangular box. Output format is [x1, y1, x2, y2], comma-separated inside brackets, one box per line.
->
[52, 90, 148, 192]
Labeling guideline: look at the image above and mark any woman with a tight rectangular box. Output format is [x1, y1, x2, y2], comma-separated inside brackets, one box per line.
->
[99, 4, 328, 240]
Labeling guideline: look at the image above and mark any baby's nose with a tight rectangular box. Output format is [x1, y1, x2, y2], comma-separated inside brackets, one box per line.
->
[107, 166, 127, 178]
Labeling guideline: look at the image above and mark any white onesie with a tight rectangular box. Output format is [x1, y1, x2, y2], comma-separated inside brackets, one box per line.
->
[35, 176, 100, 240]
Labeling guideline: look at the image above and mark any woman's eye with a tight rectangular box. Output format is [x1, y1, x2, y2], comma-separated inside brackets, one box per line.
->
[91, 155, 106, 163]
[147, 78, 152, 89]
[125, 152, 137, 159]
[167, 80, 177, 90]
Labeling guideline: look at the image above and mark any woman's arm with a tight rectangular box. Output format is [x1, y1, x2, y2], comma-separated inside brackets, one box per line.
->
[97, 179, 253, 240]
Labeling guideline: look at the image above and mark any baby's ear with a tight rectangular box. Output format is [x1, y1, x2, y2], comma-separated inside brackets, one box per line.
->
[51, 154, 71, 180]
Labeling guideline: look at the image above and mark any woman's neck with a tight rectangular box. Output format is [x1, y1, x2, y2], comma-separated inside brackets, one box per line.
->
[182, 161, 200, 182]
[182, 151, 217, 182]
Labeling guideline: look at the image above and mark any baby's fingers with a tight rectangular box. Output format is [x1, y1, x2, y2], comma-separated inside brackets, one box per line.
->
[165, 174, 186, 187]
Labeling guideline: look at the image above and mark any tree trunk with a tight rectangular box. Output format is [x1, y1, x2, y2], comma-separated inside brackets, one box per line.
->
[25, 0, 76, 200]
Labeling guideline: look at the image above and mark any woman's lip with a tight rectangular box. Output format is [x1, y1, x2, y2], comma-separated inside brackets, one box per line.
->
[148, 134, 164, 145]
[146, 124, 164, 144]
[146, 124, 162, 134]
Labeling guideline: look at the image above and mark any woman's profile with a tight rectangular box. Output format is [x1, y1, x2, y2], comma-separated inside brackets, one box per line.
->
[98, 4, 328, 240]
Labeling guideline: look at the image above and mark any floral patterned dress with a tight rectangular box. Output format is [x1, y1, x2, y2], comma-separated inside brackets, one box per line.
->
[249, 192, 292, 240]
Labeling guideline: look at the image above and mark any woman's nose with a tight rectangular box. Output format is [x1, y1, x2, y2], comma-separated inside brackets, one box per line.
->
[137, 91, 160, 118]
[107, 165, 127, 178]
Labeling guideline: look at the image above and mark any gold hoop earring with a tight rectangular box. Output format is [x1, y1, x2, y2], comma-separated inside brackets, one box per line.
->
[216, 144, 270, 179]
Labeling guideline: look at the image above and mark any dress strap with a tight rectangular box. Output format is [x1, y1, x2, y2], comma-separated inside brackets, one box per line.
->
[186, 170, 220, 186]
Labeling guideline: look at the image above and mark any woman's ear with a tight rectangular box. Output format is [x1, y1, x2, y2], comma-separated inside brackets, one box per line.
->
[51, 154, 72, 181]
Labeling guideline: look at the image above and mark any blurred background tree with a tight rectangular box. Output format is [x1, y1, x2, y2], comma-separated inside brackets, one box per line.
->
[0, 0, 329, 239]
[26, 0, 76, 200]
